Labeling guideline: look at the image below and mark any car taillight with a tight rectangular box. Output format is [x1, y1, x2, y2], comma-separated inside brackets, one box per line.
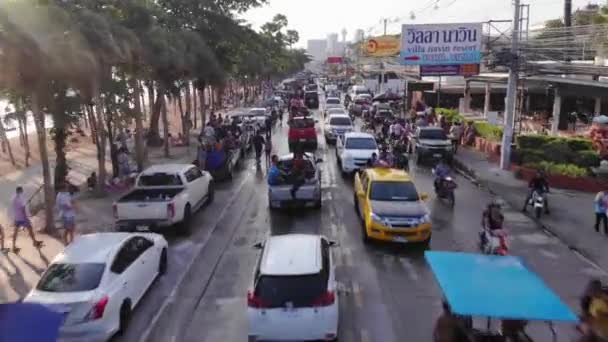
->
[312, 291, 335, 307]
[247, 291, 268, 308]
[112, 204, 118, 219]
[85, 296, 109, 321]
[167, 203, 175, 219]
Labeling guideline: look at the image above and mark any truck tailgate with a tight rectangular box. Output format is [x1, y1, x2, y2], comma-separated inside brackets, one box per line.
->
[116, 201, 170, 221]
[269, 184, 318, 201]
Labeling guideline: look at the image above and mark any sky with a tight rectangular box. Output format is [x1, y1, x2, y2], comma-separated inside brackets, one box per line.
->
[241, 0, 599, 47]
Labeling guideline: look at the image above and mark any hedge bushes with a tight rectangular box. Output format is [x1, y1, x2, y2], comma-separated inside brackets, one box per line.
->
[474, 122, 503, 142]
[514, 134, 599, 177]
[436, 108, 463, 124]
[523, 161, 588, 177]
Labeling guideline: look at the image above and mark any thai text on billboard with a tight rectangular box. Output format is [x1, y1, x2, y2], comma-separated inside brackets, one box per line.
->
[400, 23, 483, 66]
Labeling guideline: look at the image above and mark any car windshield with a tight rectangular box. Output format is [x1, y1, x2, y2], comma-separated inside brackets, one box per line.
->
[328, 109, 346, 114]
[291, 118, 315, 129]
[355, 89, 369, 95]
[419, 129, 448, 140]
[255, 274, 327, 308]
[326, 98, 340, 104]
[37, 263, 105, 292]
[138, 173, 183, 186]
[370, 181, 419, 201]
[329, 117, 352, 126]
[345, 137, 377, 150]
[250, 109, 266, 116]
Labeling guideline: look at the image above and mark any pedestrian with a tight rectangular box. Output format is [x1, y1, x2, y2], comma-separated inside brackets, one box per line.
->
[56, 183, 77, 245]
[449, 121, 464, 153]
[0, 223, 8, 253]
[265, 136, 272, 168]
[117, 148, 131, 181]
[11, 186, 43, 253]
[595, 191, 608, 234]
[197, 141, 207, 170]
[117, 129, 129, 152]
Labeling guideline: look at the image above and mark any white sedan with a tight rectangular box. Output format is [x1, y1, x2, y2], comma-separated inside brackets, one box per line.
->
[24, 232, 168, 342]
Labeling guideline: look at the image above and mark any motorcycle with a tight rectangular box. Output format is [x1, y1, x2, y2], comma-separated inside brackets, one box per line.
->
[434, 176, 457, 206]
[529, 190, 547, 219]
[479, 227, 509, 256]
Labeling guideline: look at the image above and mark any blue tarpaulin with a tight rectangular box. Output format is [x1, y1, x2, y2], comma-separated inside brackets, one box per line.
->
[425, 251, 578, 322]
[0, 303, 63, 342]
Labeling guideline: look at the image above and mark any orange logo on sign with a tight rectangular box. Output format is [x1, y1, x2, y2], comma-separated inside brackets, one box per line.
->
[364, 36, 400, 57]
[367, 39, 379, 54]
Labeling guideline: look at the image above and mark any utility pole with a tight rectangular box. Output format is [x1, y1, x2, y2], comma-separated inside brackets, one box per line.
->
[564, 0, 572, 27]
[383, 18, 388, 35]
[500, 0, 521, 170]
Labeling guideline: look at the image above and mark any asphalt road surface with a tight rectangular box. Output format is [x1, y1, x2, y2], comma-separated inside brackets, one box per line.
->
[115, 108, 607, 342]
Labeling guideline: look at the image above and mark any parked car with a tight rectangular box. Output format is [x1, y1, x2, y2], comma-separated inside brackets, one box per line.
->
[25, 233, 169, 342]
[335, 132, 379, 175]
[324, 114, 354, 144]
[411, 127, 454, 164]
[288, 116, 318, 151]
[353, 168, 431, 245]
[113, 164, 213, 234]
[268, 153, 323, 209]
[248, 234, 339, 342]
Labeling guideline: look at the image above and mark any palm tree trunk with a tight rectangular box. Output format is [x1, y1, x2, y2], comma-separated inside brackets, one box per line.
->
[32, 92, 55, 232]
[17, 119, 25, 147]
[198, 84, 206, 128]
[22, 113, 30, 167]
[0, 118, 16, 166]
[147, 81, 155, 119]
[85, 104, 98, 146]
[139, 80, 147, 121]
[94, 100, 107, 196]
[161, 93, 170, 157]
[192, 86, 198, 129]
[131, 78, 145, 172]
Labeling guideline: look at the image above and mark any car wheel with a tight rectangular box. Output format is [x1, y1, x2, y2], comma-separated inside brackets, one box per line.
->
[353, 195, 360, 215]
[158, 248, 167, 276]
[117, 301, 132, 335]
[207, 181, 215, 204]
[362, 221, 370, 244]
[421, 235, 432, 249]
[180, 205, 192, 235]
[314, 198, 322, 209]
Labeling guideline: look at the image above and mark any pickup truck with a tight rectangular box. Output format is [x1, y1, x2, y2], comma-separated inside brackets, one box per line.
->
[113, 164, 213, 234]
[268, 153, 323, 209]
[336, 132, 379, 175]
[288, 116, 318, 152]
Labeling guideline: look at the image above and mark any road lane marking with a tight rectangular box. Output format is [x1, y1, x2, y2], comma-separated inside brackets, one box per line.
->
[352, 282, 363, 308]
[342, 247, 352, 267]
[360, 329, 371, 342]
[399, 257, 420, 281]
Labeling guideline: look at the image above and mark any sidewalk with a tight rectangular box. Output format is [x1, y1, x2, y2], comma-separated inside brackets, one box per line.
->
[0, 143, 196, 303]
[453, 147, 605, 270]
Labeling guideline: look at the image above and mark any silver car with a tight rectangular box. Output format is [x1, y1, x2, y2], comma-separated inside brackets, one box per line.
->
[268, 153, 323, 209]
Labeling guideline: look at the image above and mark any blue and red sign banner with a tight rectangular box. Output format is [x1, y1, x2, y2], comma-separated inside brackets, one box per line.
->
[400, 23, 483, 67]
[420, 64, 480, 76]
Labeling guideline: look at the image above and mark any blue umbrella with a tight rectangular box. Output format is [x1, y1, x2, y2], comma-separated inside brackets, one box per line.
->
[0, 303, 63, 342]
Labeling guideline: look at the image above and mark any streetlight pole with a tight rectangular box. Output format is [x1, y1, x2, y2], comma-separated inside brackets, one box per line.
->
[500, 0, 521, 170]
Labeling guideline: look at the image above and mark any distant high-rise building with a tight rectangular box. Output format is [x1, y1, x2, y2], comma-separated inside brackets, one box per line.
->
[306, 39, 327, 62]
[341, 28, 348, 43]
[326, 33, 339, 56]
[354, 29, 365, 43]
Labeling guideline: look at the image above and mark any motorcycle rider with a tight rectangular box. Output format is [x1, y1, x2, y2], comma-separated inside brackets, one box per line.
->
[522, 170, 550, 214]
[482, 199, 505, 231]
[378, 146, 394, 167]
[434, 159, 451, 191]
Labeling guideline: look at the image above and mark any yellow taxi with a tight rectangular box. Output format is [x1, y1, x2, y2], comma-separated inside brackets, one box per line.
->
[353, 167, 431, 245]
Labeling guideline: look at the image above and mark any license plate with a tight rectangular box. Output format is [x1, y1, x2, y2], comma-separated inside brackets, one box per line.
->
[392, 236, 408, 243]
[299, 139, 306, 142]
[136, 225, 148, 231]
[433, 153, 442, 157]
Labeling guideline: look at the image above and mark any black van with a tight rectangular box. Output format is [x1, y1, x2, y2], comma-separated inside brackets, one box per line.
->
[304, 91, 319, 109]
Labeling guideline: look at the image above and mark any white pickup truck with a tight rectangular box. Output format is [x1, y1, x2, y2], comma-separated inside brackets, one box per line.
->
[113, 164, 213, 234]
[335, 132, 379, 175]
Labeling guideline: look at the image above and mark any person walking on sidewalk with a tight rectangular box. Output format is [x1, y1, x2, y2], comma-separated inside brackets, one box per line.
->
[594, 191, 608, 234]
[11, 186, 43, 253]
[56, 184, 77, 245]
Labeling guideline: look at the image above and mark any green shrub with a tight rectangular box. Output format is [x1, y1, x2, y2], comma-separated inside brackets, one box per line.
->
[474, 122, 503, 142]
[544, 140, 575, 164]
[572, 150, 601, 168]
[436, 108, 463, 124]
[566, 138, 594, 152]
[519, 148, 547, 165]
[517, 135, 555, 149]
[523, 161, 588, 177]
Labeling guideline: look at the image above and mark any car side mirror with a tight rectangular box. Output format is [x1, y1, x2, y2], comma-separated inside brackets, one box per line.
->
[420, 192, 429, 201]
[252, 242, 264, 249]
[328, 240, 339, 247]
[316, 158, 323, 163]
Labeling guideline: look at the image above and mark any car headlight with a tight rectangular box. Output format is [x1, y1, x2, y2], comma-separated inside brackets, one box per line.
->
[419, 214, 431, 224]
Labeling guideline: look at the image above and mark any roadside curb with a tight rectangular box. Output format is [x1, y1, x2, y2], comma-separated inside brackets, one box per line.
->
[137, 172, 251, 342]
[453, 154, 606, 273]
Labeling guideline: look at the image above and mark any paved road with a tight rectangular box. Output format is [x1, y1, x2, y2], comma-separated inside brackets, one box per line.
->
[116, 108, 606, 342]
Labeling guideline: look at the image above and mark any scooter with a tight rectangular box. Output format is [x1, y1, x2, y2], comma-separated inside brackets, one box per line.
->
[479, 226, 509, 256]
[433, 175, 457, 207]
[529, 190, 546, 219]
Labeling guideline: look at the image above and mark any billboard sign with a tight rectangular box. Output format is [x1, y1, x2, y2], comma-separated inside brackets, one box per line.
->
[326, 56, 343, 64]
[420, 64, 480, 76]
[400, 23, 483, 66]
[364, 36, 400, 57]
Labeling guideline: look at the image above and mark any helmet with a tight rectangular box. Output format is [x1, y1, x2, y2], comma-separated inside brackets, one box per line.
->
[489, 198, 505, 208]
